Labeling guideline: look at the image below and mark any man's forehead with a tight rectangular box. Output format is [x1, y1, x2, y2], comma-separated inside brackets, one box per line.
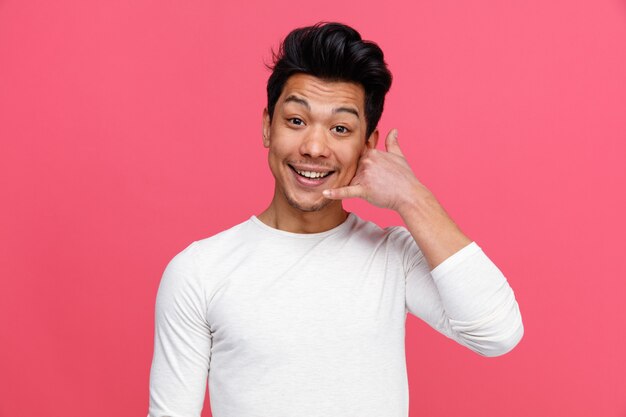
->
[279, 74, 365, 112]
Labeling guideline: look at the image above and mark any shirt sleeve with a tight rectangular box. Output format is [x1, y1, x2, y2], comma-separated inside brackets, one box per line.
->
[148, 242, 212, 417]
[394, 228, 524, 357]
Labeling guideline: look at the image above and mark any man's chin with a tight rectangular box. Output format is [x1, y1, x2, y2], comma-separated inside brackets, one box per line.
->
[285, 194, 334, 213]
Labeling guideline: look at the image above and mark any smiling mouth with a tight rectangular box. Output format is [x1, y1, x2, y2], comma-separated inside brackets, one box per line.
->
[288, 164, 335, 179]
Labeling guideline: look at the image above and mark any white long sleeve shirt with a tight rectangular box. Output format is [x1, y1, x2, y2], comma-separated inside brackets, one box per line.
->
[148, 213, 523, 417]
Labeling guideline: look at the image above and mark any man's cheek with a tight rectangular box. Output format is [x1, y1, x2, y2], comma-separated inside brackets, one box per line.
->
[344, 164, 360, 185]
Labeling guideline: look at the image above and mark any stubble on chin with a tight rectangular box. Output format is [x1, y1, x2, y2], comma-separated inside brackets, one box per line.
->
[284, 189, 333, 212]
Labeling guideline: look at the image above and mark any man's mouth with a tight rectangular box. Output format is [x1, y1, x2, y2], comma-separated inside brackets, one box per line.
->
[289, 164, 335, 179]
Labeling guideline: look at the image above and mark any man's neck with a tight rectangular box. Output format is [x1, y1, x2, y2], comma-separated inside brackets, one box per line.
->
[257, 197, 349, 234]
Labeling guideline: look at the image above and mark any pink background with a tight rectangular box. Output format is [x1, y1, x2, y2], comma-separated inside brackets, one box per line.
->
[1, 0, 625, 416]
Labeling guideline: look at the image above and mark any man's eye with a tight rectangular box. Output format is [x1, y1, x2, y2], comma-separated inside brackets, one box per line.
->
[332, 125, 350, 134]
[288, 118, 304, 126]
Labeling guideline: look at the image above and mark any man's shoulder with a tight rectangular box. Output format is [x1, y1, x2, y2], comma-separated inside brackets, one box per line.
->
[350, 213, 411, 242]
[185, 216, 256, 258]
[161, 217, 256, 284]
[195, 217, 252, 245]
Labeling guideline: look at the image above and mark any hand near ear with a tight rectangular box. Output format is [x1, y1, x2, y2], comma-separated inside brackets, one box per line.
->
[323, 129, 428, 213]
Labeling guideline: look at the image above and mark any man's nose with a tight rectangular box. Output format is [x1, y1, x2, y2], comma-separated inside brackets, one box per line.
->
[299, 126, 330, 158]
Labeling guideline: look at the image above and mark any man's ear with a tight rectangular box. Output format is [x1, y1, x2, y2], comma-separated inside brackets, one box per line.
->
[366, 129, 379, 149]
[262, 108, 271, 148]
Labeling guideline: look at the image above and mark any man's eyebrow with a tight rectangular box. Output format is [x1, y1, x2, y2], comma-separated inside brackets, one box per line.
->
[284, 95, 360, 119]
[284, 95, 310, 110]
[333, 106, 360, 119]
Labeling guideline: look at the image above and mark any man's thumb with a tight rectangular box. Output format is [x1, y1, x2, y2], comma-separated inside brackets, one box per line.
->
[385, 129, 404, 156]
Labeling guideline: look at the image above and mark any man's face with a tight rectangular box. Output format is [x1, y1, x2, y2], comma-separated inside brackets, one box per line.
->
[263, 73, 378, 213]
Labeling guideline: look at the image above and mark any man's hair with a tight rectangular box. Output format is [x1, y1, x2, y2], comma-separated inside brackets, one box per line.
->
[266, 22, 392, 139]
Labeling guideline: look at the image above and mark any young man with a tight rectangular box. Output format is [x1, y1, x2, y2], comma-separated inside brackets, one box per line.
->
[148, 22, 523, 417]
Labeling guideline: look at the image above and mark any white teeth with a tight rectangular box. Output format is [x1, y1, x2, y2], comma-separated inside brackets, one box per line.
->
[295, 169, 330, 179]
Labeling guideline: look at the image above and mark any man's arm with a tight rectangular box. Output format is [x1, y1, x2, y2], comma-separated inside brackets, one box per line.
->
[398, 228, 524, 356]
[324, 129, 523, 356]
[397, 185, 472, 271]
[148, 243, 212, 417]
